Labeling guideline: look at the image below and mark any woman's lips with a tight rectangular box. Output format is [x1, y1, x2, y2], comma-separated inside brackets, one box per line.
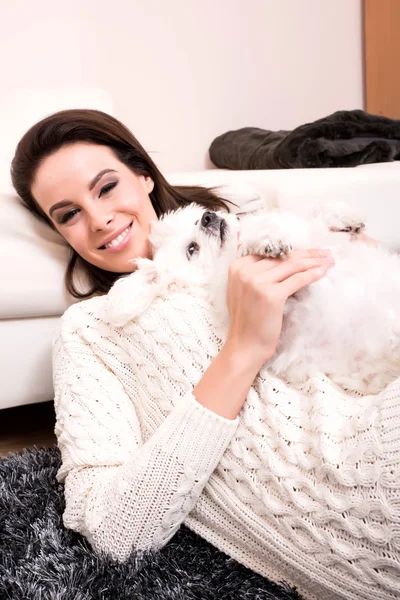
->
[99, 222, 133, 253]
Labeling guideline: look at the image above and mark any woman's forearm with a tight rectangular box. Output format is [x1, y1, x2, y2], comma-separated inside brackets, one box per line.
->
[193, 340, 265, 420]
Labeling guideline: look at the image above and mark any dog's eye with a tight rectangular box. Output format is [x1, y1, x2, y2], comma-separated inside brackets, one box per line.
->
[186, 242, 200, 259]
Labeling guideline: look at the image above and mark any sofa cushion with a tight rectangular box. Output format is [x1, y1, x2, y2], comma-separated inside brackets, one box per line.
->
[0, 194, 73, 319]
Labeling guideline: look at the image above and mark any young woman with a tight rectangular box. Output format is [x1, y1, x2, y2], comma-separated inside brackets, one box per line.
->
[11, 109, 394, 600]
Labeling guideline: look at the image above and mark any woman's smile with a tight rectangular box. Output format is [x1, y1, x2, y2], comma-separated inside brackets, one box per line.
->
[98, 222, 133, 252]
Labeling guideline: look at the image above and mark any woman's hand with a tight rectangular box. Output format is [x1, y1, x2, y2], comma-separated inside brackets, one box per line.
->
[224, 249, 335, 369]
[193, 248, 334, 420]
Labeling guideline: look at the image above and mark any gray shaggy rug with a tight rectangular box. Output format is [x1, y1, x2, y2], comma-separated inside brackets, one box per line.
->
[0, 446, 302, 600]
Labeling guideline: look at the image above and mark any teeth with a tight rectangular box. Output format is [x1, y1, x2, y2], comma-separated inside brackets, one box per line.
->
[104, 225, 131, 249]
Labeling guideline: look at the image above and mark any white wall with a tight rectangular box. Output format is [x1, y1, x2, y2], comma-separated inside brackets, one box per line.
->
[2, 0, 363, 172]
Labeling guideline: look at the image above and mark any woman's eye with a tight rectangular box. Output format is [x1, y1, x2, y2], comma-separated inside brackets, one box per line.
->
[99, 181, 118, 197]
[60, 209, 80, 224]
[187, 242, 200, 258]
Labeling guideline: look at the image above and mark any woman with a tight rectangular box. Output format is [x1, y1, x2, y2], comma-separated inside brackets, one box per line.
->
[11, 109, 395, 600]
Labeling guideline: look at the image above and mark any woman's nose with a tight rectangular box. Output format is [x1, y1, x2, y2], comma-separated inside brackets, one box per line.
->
[88, 210, 114, 231]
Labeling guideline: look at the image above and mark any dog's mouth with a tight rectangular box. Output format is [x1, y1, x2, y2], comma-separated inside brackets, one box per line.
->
[219, 218, 227, 245]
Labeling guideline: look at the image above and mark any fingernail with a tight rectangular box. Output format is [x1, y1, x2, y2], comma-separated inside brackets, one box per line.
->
[319, 249, 331, 256]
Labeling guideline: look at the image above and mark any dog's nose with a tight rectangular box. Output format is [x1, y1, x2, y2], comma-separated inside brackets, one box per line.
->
[201, 211, 218, 229]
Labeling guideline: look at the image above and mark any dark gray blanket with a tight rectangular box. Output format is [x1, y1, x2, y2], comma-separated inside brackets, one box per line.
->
[209, 110, 400, 169]
[0, 446, 302, 600]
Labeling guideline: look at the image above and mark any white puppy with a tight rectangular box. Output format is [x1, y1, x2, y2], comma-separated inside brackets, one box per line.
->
[105, 202, 400, 395]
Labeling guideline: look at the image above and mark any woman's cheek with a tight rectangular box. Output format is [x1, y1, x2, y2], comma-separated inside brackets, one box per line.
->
[120, 197, 138, 213]
[65, 230, 89, 258]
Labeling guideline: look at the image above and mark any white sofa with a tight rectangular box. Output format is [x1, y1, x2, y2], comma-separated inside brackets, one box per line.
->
[1, 90, 400, 410]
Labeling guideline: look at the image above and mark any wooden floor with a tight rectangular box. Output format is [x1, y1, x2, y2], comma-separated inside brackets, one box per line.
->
[0, 401, 57, 458]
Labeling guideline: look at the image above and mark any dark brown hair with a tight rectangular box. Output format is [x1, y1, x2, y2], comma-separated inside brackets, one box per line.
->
[11, 109, 231, 299]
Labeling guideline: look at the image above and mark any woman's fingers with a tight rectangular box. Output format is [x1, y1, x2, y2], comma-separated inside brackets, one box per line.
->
[229, 249, 334, 302]
[233, 249, 334, 277]
[284, 248, 333, 259]
[250, 249, 335, 298]
[263, 253, 335, 283]
[280, 264, 331, 297]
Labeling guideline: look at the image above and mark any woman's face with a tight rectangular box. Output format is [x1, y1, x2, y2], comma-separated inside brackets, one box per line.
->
[31, 142, 157, 273]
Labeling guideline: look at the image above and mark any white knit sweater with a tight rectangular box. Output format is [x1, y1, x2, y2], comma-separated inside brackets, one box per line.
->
[53, 290, 400, 600]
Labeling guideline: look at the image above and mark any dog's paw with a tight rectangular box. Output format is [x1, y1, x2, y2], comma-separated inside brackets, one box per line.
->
[313, 202, 366, 234]
[105, 297, 136, 328]
[242, 236, 292, 258]
[258, 239, 292, 258]
[104, 259, 160, 327]
[333, 219, 366, 235]
[238, 212, 296, 259]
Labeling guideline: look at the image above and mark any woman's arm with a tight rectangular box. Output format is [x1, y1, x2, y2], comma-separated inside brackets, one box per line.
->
[53, 316, 238, 563]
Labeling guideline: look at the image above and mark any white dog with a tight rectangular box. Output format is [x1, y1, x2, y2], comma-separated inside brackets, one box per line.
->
[105, 202, 400, 395]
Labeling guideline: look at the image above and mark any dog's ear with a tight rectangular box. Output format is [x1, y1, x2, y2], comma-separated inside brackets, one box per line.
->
[104, 258, 160, 327]
[148, 217, 174, 251]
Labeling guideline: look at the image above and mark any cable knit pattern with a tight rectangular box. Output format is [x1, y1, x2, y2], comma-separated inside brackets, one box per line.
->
[53, 291, 400, 600]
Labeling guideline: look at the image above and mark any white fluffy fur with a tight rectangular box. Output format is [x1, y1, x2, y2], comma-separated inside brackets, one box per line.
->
[105, 202, 400, 395]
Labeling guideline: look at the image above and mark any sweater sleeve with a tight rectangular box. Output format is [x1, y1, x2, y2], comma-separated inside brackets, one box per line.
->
[52, 308, 239, 562]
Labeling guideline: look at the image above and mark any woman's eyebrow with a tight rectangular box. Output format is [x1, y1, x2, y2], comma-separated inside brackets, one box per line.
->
[89, 168, 117, 191]
[49, 200, 73, 217]
[48, 169, 118, 217]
